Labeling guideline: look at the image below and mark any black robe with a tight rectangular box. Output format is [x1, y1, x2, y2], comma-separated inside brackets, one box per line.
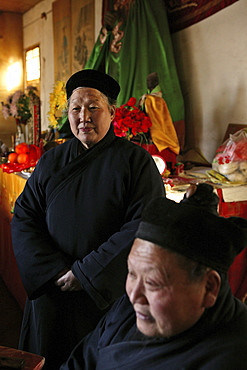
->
[11, 126, 165, 369]
[61, 280, 247, 369]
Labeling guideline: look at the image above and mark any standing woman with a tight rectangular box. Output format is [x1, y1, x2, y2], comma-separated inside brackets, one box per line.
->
[11, 69, 165, 369]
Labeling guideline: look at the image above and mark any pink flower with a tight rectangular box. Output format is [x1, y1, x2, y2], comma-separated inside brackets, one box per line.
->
[10, 104, 18, 117]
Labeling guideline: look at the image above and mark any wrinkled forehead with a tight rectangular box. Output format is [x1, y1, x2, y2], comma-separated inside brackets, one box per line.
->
[68, 87, 108, 105]
[70, 86, 101, 96]
[128, 238, 172, 267]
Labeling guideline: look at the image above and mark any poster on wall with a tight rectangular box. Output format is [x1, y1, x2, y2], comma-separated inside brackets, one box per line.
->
[53, 0, 71, 82]
[71, 0, 95, 73]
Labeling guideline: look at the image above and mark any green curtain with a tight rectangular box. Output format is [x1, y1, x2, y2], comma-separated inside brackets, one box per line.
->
[85, 0, 184, 123]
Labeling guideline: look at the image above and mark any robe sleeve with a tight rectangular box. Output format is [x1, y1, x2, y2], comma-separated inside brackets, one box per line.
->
[11, 154, 72, 299]
[60, 295, 133, 370]
[12, 140, 165, 306]
[60, 313, 103, 370]
[71, 152, 165, 309]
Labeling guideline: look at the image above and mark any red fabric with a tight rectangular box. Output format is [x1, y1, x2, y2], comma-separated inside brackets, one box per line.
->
[228, 247, 247, 302]
[134, 142, 177, 169]
[217, 188, 247, 301]
[164, 0, 239, 33]
[33, 104, 41, 147]
[217, 189, 247, 219]
[0, 162, 34, 173]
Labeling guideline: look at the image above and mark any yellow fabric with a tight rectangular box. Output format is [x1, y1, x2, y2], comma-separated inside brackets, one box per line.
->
[0, 170, 26, 216]
[144, 94, 180, 154]
[0, 169, 27, 310]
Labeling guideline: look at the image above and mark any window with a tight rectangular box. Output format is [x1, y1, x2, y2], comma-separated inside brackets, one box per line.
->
[26, 46, 40, 82]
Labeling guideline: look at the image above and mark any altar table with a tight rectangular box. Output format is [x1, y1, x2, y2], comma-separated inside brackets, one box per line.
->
[0, 169, 27, 310]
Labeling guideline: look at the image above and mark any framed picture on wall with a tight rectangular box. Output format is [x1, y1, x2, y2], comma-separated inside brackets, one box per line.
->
[71, 0, 95, 73]
[53, 0, 72, 82]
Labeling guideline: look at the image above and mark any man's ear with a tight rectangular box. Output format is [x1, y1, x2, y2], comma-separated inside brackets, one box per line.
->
[203, 270, 221, 308]
[110, 105, 116, 120]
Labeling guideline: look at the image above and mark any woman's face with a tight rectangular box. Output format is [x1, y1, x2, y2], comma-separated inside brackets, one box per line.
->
[68, 87, 115, 149]
[126, 239, 209, 338]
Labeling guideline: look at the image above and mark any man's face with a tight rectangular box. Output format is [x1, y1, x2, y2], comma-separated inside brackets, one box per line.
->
[68, 87, 115, 149]
[126, 239, 209, 338]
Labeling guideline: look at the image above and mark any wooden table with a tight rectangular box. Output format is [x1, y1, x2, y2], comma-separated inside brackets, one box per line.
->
[0, 169, 27, 310]
[0, 345, 45, 369]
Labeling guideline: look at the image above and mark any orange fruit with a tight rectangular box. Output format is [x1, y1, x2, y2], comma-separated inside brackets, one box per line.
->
[17, 153, 30, 164]
[15, 143, 30, 154]
[8, 152, 19, 163]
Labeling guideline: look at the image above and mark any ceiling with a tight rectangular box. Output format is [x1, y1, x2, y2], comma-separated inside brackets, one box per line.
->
[0, 0, 43, 14]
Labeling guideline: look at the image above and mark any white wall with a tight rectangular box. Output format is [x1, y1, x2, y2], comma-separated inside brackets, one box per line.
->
[23, 0, 102, 132]
[171, 0, 247, 161]
[23, 0, 54, 132]
[23, 0, 247, 162]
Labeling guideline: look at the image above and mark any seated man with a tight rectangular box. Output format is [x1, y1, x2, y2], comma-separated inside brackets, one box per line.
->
[61, 184, 247, 369]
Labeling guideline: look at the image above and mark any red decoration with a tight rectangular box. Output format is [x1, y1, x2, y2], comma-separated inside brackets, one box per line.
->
[113, 97, 152, 140]
[0, 144, 42, 173]
[133, 142, 177, 170]
[33, 104, 40, 146]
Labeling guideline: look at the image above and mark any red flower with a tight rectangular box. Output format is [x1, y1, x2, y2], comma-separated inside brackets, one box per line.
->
[126, 97, 136, 106]
[113, 97, 152, 140]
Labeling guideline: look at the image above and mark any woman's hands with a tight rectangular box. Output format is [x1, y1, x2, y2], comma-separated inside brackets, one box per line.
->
[54, 269, 83, 291]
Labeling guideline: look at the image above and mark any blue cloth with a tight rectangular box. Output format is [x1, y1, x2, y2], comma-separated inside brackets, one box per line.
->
[11, 126, 165, 369]
[61, 280, 247, 369]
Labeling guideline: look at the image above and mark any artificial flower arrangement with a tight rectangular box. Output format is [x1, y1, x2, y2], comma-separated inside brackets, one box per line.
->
[47, 81, 67, 129]
[113, 97, 152, 142]
[1, 86, 37, 123]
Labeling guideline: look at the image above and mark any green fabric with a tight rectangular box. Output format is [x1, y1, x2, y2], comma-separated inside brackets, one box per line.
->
[85, 32, 110, 72]
[85, 0, 184, 123]
[149, 84, 162, 94]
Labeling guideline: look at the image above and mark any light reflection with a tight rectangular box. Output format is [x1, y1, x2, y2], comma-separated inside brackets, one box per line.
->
[6, 62, 22, 91]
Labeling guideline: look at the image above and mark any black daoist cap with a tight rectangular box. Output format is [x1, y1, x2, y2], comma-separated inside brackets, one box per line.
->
[66, 69, 120, 101]
[136, 184, 247, 273]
